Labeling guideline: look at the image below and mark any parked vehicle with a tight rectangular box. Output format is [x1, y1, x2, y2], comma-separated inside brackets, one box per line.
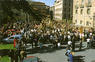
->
[2, 34, 22, 43]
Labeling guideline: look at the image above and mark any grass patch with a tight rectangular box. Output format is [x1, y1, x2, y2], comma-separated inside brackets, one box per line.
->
[0, 56, 10, 62]
[0, 44, 16, 49]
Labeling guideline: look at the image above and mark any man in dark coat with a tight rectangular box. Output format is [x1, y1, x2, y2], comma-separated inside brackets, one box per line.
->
[72, 34, 76, 51]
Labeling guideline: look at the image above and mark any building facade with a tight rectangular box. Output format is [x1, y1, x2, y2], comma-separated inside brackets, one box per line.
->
[54, 0, 63, 20]
[54, 0, 73, 21]
[63, 0, 73, 20]
[73, 0, 95, 28]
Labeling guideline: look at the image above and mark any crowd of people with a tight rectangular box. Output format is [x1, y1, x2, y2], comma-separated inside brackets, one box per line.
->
[0, 22, 95, 49]
[0, 21, 95, 62]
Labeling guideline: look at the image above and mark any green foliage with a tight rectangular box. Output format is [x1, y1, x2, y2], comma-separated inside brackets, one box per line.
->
[0, 0, 49, 24]
[0, 56, 10, 62]
[0, 44, 16, 49]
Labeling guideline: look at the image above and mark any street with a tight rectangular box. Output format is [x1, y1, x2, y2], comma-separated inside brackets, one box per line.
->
[27, 42, 95, 62]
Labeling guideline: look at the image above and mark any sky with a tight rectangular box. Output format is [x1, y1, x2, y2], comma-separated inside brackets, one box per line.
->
[33, 0, 55, 6]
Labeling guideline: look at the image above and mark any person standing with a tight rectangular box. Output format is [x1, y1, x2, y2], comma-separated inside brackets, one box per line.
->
[29, 33, 34, 48]
[38, 34, 43, 48]
[72, 34, 76, 52]
[9, 50, 15, 62]
[9, 50, 18, 62]
[68, 52, 73, 62]
[14, 38, 16, 48]
[22, 36, 27, 46]
[20, 50, 25, 62]
[14, 50, 19, 62]
[65, 50, 73, 62]
[79, 33, 82, 51]
[68, 34, 71, 41]
[79, 40, 82, 51]
[87, 37, 90, 48]
[68, 40, 72, 50]
[57, 42, 61, 48]
[14, 38, 18, 48]
[34, 34, 38, 48]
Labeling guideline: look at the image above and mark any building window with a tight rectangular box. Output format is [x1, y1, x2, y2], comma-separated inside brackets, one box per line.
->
[86, 0, 92, 7]
[69, 8, 70, 12]
[87, 8, 90, 14]
[80, 9, 83, 14]
[76, 10, 78, 14]
[88, 0, 91, 3]
[69, 3, 71, 6]
[68, 14, 70, 19]
[93, 13, 95, 21]
[80, 20, 83, 24]
[75, 20, 77, 23]
[86, 21, 89, 25]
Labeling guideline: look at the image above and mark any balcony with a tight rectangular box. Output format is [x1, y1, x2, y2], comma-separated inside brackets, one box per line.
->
[86, 2, 92, 7]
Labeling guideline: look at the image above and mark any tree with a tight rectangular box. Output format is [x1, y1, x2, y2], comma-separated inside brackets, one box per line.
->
[0, 0, 49, 24]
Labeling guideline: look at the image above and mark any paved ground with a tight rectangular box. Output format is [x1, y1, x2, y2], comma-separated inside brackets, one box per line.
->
[26, 42, 95, 62]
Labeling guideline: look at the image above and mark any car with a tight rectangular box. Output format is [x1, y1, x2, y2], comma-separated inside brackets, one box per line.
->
[2, 35, 22, 43]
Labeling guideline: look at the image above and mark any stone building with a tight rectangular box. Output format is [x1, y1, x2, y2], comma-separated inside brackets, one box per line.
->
[73, 0, 95, 28]
[54, 0, 73, 21]
[54, 0, 63, 20]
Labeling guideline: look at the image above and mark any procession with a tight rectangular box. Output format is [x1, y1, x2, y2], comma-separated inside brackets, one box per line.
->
[0, 19, 95, 62]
